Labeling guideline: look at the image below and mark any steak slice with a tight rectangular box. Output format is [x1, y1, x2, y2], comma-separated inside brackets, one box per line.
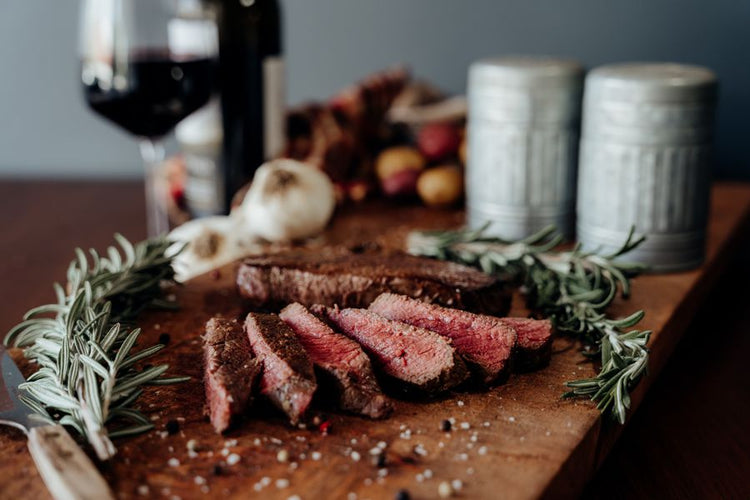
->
[369, 293, 517, 384]
[279, 303, 392, 418]
[236, 247, 510, 315]
[203, 317, 260, 433]
[316, 306, 469, 393]
[244, 313, 317, 425]
[500, 318, 553, 371]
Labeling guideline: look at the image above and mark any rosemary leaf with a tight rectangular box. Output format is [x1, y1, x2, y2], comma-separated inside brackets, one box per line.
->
[4, 235, 185, 460]
[408, 224, 650, 424]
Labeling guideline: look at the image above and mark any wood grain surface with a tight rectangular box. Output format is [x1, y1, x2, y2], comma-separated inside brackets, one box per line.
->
[1, 181, 749, 500]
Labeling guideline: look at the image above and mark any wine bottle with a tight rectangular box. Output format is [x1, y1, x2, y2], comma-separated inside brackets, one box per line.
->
[216, 0, 284, 212]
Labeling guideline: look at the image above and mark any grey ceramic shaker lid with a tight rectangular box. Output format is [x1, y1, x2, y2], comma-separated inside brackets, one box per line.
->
[585, 62, 718, 103]
[469, 56, 584, 89]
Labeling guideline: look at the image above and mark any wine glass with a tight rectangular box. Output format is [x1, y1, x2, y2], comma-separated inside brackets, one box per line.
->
[79, 0, 218, 236]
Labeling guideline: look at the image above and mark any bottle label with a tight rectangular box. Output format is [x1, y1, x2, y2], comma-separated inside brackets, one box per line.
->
[263, 56, 285, 159]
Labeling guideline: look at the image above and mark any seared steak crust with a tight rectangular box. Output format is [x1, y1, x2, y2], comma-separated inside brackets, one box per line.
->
[244, 313, 317, 425]
[203, 317, 260, 433]
[236, 247, 510, 315]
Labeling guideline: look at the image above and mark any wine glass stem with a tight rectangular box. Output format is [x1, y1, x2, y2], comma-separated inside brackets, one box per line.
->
[139, 139, 169, 237]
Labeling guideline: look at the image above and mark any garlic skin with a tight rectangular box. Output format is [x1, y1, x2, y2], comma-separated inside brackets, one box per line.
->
[240, 159, 336, 242]
[168, 216, 260, 282]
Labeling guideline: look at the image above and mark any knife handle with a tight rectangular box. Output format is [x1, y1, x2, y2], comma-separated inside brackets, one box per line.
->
[27, 424, 114, 500]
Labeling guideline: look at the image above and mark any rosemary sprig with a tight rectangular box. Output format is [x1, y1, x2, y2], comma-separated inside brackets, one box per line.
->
[4, 235, 188, 460]
[408, 224, 651, 424]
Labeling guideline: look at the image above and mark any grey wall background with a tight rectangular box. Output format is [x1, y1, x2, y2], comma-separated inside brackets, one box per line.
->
[0, 0, 748, 178]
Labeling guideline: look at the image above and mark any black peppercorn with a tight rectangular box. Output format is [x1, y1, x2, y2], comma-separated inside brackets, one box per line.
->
[372, 452, 386, 468]
[213, 464, 223, 476]
[165, 419, 179, 435]
[158, 333, 171, 345]
[395, 489, 411, 500]
[440, 419, 452, 432]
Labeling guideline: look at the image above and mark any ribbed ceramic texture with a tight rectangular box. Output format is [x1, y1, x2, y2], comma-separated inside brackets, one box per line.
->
[576, 63, 718, 271]
[467, 57, 584, 240]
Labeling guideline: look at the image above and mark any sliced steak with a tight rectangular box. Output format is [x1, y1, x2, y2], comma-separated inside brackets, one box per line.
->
[500, 317, 553, 371]
[279, 303, 392, 418]
[316, 306, 469, 393]
[244, 313, 317, 425]
[236, 247, 510, 315]
[368, 293, 517, 384]
[203, 317, 260, 433]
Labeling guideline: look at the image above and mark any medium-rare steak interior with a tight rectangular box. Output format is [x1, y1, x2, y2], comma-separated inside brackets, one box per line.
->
[244, 313, 318, 425]
[203, 317, 261, 433]
[236, 247, 511, 315]
[317, 306, 469, 393]
[279, 303, 392, 419]
[500, 317, 553, 371]
[368, 293, 517, 384]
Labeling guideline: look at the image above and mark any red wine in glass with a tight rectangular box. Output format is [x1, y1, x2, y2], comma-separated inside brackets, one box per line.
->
[84, 53, 215, 138]
[80, 0, 218, 237]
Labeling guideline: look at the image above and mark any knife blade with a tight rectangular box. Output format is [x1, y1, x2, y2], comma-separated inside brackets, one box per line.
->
[0, 344, 114, 500]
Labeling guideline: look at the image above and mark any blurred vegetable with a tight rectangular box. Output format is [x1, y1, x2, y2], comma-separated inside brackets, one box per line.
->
[417, 122, 461, 161]
[375, 146, 426, 181]
[417, 165, 464, 207]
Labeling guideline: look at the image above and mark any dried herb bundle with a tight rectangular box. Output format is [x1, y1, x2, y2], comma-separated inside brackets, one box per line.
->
[5, 235, 188, 460]
[408, 225, 650, 423]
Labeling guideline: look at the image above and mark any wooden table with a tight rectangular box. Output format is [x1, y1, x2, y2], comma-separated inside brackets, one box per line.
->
[1, 180, 749, 499]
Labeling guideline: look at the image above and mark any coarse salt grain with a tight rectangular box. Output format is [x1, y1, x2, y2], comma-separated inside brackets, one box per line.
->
[351, 451, 361, 462]
[296, 436, 307, 442]
[438, 442, 445, 448]
[460, 422, 470, 430]
[224, 439, 238, 447]
[137, 485, 149, 496]
[451, 479, 463, 491]
[200, 486, 209, 494]
[253, 483, 263, 492]
[221, 448, 229, 457]
[167, 458, 180, 467]
[467, 467, 475, 475]
[271, 437, 283, 445]
[276, 478, 290, 489]
[227, 453, 241, 465]
[377, 441, 387, 449]
[347, 493, 357, 500]
[458, 453, 468, 461]
[254, 438, 262, 446]
[261, 477, 272, 486]
[290, 462, 299, 470]
[416, 473, 424, 482]
[350, 438, 358, 445]
[277, 449, 289, 463]
[483, 421, 491, 427]
[414, 444, 427, 456]
[508, 416, 516, 423]
[311, 451, 322, 461]
[438, 481, 453, 498]
[378, 468, 388, 478]
[423, 469, 433, 479]
[470, 434, 478, 442]
[194, 476, 206, 485]
[457, 400, 465, 407]
[369, 447, 381, 456]
[287, 495, 301, 500]
[478, 446, 488, 456]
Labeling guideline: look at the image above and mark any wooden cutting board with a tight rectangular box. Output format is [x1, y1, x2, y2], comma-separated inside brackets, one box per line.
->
[2, 183, 750, 500]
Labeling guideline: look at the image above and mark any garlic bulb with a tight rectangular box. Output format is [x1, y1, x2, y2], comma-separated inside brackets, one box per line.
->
[168, 216, 261, 282]
[239, 159, 336, 242]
